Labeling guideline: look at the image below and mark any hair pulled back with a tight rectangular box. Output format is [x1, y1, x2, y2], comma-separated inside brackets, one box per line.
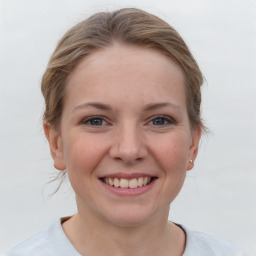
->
[41, 8, 204, 131]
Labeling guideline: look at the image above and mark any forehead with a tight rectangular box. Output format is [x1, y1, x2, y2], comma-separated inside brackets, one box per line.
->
[65, 43, 186, 108]
[69, 43, 184, 80]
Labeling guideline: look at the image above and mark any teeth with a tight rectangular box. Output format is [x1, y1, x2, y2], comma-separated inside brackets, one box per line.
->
[103, 177, 153, 189]
[129, 178, 137, 189]
[120, 179, 129, 188]
[114, 178, 120, 187]
[109, 177, 114, 186]
[143, 177, 148, 185]
[138, 177, 143, 187]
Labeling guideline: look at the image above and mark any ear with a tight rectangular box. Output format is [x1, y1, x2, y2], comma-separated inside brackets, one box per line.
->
[187, 127, 201, 171]
[43, 121, 66, 171]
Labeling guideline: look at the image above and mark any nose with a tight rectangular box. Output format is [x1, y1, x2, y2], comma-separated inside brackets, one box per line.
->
[109, 123, 148, 165]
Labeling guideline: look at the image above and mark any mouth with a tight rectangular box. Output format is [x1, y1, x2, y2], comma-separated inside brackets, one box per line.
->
[100, 176, 157, 189]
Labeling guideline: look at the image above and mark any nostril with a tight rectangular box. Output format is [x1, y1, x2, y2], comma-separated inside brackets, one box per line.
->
[108, 132, 148, 164]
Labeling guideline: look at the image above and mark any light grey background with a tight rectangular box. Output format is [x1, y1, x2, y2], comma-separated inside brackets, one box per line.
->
[0, 0, 255, 255]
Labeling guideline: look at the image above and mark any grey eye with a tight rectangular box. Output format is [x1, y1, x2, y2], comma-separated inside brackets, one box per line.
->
[84, 117, 106, 126]
[151, 117, 171, 126]
[89, 118, 103, 125]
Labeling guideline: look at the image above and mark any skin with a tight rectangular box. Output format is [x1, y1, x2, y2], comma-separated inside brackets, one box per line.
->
[44, 43, 201, 256]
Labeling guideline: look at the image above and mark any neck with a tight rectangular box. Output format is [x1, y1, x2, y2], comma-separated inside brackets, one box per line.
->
[62, 203, 185, 256]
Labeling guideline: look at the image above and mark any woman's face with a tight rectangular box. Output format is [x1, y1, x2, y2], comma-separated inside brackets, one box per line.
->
[46, 44, 201, 226]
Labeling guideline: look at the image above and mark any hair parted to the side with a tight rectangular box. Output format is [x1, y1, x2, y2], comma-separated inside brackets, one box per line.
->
[41, 8, 205, 132]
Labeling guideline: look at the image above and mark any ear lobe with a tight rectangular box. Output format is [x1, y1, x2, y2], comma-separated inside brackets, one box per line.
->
[187, 127, 201, 171]
[43, 121, 66, 171]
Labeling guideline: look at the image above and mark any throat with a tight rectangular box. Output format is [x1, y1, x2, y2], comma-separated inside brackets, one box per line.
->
[61, 214, 184, 256]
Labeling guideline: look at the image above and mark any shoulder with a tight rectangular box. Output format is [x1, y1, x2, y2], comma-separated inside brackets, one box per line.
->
[6, 218, 80, 256]
[6, 227, 53, 256]
[182, 225, 247, 256]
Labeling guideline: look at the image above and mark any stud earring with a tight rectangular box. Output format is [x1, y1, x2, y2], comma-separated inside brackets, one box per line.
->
[189, 159, 193, 163]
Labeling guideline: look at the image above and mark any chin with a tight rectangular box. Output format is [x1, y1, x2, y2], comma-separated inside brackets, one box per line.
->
[101, 205, 162, 228]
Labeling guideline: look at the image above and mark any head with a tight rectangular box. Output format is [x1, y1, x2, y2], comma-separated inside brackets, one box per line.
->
[42, 8, 205, 225]
[42, 8, 204, 132]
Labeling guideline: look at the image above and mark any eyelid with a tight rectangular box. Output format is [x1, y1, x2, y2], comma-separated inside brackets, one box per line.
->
[147, 115, 176, 126]
[79, 115, 175, 126]
[80, 116, 111, 126]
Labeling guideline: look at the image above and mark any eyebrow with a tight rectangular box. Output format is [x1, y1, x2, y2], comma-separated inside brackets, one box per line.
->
[73, 102, 112, 112]
[73, 101, 181, 112]
[143, 102, 181, 111]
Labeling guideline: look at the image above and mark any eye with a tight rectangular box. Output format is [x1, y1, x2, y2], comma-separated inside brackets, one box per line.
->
[82, 116, 108, 126]
[149, 116, 174, 126]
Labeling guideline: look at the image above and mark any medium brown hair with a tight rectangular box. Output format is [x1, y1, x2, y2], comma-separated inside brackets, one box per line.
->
[42, 8, 204, 131]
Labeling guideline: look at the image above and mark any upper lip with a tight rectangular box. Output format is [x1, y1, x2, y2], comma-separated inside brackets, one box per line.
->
[99, 172, 157, 179]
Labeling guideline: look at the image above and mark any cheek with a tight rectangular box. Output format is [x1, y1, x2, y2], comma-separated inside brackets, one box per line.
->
[152, 134, 190, 172]
[153, 136, 189, 203]
[62, 134, 108, 177]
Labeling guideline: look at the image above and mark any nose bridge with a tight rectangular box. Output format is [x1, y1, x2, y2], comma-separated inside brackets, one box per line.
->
[109, 120, 147, 164]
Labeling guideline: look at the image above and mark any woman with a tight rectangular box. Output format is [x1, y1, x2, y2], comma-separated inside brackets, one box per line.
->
[7, 8, 246, 256]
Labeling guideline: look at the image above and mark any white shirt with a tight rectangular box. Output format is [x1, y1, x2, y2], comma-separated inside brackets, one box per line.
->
[6, 219, 246, 256]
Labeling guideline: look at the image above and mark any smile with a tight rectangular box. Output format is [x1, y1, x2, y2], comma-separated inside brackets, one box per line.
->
[101, 177, 154, 189]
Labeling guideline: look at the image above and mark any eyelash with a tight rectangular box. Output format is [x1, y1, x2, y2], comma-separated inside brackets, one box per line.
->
[80, 115, 175, 127]
[148, 115, 175, 126]
[81, 116, 109, 126]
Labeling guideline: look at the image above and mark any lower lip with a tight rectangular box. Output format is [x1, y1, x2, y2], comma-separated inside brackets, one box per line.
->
[100, 179, 156, 196]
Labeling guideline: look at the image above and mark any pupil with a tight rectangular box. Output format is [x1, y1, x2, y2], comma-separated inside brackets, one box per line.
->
[153, 118, 164, 125]
[91, 119, 102, 125]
